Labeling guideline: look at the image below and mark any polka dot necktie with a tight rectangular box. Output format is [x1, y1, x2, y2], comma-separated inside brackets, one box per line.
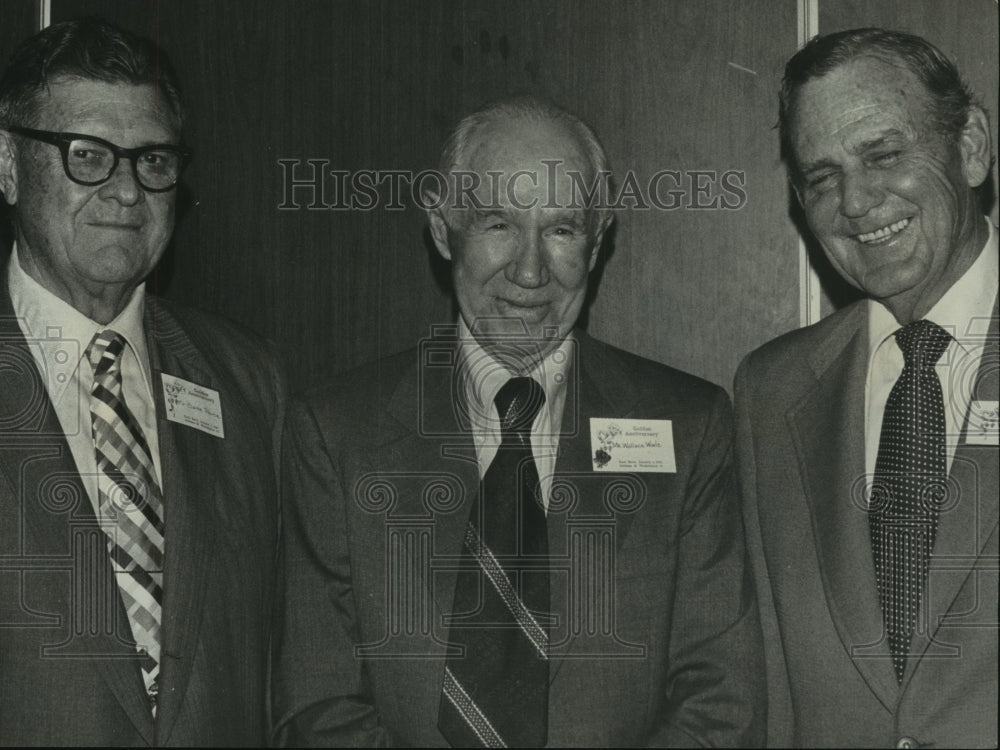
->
[438, 377, 549, 748]
[870, 319, 951, 684]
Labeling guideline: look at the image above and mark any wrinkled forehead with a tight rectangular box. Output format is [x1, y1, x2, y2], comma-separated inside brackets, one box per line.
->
[791, 57, 931, 140]
[31, 75, 181, 135]
[466, 116, 593, 177]
[455, 117, 598, 214]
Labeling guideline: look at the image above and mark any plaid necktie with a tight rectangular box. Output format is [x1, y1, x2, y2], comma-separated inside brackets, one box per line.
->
[439, 376, 550, 747]
[870, 319, 951, 683]
[87, 329, 164, 711]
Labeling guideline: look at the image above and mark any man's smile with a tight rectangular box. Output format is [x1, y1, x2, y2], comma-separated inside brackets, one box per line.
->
[854, 217, 911, 245]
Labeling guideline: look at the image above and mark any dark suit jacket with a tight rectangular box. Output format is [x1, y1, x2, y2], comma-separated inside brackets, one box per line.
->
[273, 330, 763, 747]
[0, 279, 287, 746]
[735, 299, 999, 748]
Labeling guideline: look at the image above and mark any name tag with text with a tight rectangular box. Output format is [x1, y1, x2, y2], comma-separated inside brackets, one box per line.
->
[965, 400, 999, 446]
[161, 374, 225, 438]
[590, 418, 676, 473]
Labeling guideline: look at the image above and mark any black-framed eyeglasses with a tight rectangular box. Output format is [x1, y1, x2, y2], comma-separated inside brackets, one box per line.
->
[8, 126, 192, 193]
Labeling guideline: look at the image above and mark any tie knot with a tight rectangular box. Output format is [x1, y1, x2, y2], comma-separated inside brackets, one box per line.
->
[495, 377, 545, 440]
[894, 320, 951, 368]
[86, 329, 127, 376]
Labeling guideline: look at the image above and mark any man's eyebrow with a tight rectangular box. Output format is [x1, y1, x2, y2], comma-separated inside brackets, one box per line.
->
[473, 208, 507, 220]
[799, 129, 909, 175]
[799, 157, 838, 176]
[851, 130, 907, 154]
[549, 210, 587, 225]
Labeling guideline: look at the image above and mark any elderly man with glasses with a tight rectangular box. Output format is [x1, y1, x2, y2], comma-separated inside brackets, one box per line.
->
[0, 17, 286, 746]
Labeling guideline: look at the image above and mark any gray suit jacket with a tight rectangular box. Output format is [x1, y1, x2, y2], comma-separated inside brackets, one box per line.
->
[273, 330, 763, 747]
[735, 299, 998, 748]
[0, 279, 287, 745]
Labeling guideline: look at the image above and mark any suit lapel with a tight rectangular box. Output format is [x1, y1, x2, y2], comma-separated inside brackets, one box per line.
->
[143, 300, 219, 744]
[0, 285, 153, 743]
[909, 302, 1000, 673]
[552, 332, 643, 538]
[548, 333, 642, 680]
[0, 289, 75, 550]
[0, 308, 79, 560]
[788, 303, 898, 709]
[378, 343, 479, 681]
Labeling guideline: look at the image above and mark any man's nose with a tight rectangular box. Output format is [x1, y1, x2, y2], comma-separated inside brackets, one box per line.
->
[839, 168, 884, 218]
[506, 230, 549, 288]
[98, 159, 144, 206]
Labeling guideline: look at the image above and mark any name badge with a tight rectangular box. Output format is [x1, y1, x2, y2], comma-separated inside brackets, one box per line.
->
[161, 374, 225, 438]
[965, 400, 999, 446]
[590, 418, 676, 473]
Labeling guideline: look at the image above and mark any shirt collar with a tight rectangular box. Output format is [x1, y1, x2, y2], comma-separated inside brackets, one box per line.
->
[868, 217, 999, 357]
[8, 242, 153, 401]
[456, 317, 573, 430]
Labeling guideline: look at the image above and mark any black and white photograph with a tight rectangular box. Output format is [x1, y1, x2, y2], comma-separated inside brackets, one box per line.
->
[0, 1, 996, 746]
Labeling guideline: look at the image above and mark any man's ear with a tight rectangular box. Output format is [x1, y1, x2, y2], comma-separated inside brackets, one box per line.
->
[959, 105, 992, 189]
[0, 130, 19, 206]
[426, 196, 453, 261]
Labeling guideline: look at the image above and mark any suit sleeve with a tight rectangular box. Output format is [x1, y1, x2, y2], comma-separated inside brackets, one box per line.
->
[649, 387, 766, 747]
[271, 398, 395, 747]
[733, 356, 794, 748]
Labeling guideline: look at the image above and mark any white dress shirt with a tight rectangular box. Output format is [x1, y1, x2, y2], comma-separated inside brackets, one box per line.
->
[865, 219, 999, 488]
[8, 244, 163, 515]
[456, 319, 574, 512]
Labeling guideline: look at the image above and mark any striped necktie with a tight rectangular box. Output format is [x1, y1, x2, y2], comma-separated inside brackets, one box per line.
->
[86, 329, 164, 712]
[870, 319, 951, 683]
[439, 376, 549, 747]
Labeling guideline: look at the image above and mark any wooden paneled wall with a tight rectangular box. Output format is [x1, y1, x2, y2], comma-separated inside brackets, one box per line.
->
[0, 0, 36, 254]
[2, 1, 996, 393]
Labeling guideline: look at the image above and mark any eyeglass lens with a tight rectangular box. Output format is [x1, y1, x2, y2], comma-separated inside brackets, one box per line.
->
[68, 138, 182, 189]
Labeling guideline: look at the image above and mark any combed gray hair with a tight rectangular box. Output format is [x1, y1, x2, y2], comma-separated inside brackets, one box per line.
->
[434, 95, 614, 233]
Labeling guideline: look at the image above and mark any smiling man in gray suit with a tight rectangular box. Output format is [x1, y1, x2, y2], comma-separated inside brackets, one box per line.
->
[0, 18, 285, 745]
[273, 96, 763, 747]
[736, 28, 997, 748]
